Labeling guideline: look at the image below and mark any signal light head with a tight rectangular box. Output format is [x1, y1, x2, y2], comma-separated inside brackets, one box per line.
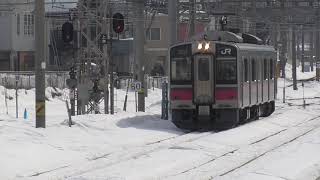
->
[113, 13, 124, 34]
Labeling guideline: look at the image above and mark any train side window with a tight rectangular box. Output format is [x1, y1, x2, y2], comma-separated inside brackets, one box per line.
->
[270, 59, 274, 79]
[251, 59, 256, 81]
[244, 58, 249, 82]
[264, 58, 268, 80]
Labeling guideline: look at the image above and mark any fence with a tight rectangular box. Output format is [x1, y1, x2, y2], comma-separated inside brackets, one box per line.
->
[117, 76, 168, 90]
[0, 71, 167, 90]
[0, 71, 69, 89]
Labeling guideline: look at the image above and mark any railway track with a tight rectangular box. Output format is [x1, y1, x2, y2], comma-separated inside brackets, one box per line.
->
[30, 129, 215, 179]
[32, 107, 320, 180]
[166, 113, 320, 180]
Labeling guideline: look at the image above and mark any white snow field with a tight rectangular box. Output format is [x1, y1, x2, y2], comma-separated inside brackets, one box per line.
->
[1, 68, 320, 180]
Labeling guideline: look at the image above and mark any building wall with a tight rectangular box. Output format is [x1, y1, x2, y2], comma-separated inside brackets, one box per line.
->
[0, 12, 12, 51]
[145, 15, 169, 75]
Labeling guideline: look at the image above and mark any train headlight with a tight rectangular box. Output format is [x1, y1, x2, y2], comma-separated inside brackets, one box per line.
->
[198, 43, 203, 50]
[205, 43, 210, 50]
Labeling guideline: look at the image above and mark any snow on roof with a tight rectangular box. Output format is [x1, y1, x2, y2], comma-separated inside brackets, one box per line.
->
[45, 0, 78, 12]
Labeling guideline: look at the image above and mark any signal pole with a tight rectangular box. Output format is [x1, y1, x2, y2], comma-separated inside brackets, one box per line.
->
[292, 26, 298, 90]
[35, 0, 46, 128]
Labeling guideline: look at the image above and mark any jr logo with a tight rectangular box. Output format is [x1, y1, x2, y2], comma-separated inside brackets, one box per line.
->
[221, 48, 232, 55]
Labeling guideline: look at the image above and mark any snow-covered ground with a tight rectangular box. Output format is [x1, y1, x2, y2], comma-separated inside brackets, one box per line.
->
[1, 67, 320, 180]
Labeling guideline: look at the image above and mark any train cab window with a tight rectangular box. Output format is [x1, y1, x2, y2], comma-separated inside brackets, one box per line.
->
[264, 59, 268, 80]
[244, 58, 249, 82]
[171, 57, 191, 81]
[251, 59, 256, 81]
[270, 59, 274, 79]
[198, 58, 209, 81]
[217, 60, 237, 84]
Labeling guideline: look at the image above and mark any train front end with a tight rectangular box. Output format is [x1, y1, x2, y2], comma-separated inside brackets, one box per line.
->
[169, 40, 239, 130]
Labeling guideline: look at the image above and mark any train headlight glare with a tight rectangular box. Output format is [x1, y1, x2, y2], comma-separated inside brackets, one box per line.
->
[198, 43, 203, 50]
[205, 43, 210, 50]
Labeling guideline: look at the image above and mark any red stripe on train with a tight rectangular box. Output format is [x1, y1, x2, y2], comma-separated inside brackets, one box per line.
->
[170, 88, 193, 101]
[215, 88, 237, 100]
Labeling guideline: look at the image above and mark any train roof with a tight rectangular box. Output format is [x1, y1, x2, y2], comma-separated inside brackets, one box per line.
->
[234, 43, 276, 52]
[170, 41, 276, 53]
[170, 30, 276, 53]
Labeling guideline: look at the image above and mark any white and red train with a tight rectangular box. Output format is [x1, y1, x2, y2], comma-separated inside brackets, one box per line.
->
[169, 31, 277, 130]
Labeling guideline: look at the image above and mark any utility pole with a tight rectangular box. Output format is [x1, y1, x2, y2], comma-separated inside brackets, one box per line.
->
[316, 9, 320, 81]
[292, 26, 298, 90]
[189, 0, 196, 38]
[169, 0, 177, 45]
[135, 1, 145, 112]
[35, 0, 46, 128]
[109, 9, 114, 115]
[301, 25, 305, 72]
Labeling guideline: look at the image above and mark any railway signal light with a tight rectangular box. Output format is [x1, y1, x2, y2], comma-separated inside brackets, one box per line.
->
[219, 16, 228, 31]
[112, 13, 124, 34]
[62, 22, 74, 43]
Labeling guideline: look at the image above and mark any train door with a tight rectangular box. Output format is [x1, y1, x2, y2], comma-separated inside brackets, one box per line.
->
[242, 58, 250, 106]
[262, 58, 269, 101]
[193, 55, 214, 105]
[257, 57, 263, 103]
[250, 58, 258, 105]
[269, 58, 275, 100]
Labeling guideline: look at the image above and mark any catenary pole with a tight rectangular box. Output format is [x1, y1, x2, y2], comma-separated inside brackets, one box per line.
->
[102, 0, 109, 114]
[35, 0, 46, 128]
[189, 0, 195, 38]
[135, 0, 145, 112]
[169, 0, 177, 45]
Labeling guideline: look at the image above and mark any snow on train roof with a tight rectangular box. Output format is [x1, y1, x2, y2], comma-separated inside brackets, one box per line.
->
[235, 43, 276, 52]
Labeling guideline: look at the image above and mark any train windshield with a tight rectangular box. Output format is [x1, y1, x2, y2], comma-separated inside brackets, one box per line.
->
[198, 58, 209, 81]
[171, 57, 191, 81]
[170, 44, 192, 84]
[216, 60, 237, 84]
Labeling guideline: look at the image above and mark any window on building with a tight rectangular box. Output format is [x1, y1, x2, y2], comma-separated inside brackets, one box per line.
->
[146, 28, 161, 41]
[24, 13, 34, 36]
[17, 14, 20, 35]
[24, 14, 28, 35]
